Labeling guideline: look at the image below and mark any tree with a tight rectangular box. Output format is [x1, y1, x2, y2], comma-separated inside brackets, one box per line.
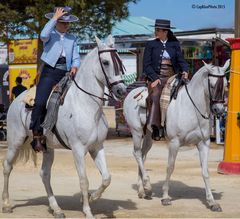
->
[0, 0, 139, 62]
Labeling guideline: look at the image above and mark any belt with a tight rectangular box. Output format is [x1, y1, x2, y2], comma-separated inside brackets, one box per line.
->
[161, 60, 172, 65]
[57, 57, 66, 64]
[55, 63, 67, 71]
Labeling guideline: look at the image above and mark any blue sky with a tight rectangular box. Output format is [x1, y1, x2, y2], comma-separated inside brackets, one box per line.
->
[128, 0, 234, 31]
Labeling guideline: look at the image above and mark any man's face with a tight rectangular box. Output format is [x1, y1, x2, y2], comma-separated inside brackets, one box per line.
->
[56, 21, 70, 33]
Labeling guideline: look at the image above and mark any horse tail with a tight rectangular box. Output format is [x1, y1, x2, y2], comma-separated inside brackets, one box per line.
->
[13, 139, 37, 167]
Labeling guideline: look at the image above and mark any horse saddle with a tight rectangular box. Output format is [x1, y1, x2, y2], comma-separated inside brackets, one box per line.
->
[23, 74, 72, 133]
[134, 75, 184, 127]
[23, 85, 68, 109]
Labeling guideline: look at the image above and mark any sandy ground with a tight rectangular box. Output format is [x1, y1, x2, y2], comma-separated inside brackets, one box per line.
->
[0, 137, 240, 218]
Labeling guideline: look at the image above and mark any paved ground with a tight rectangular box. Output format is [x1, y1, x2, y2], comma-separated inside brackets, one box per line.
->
[0, 137, 240, 218]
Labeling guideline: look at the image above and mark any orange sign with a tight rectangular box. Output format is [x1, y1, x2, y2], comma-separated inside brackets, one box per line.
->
[8, 39, 38, 64]
[9, 65, 37, 100]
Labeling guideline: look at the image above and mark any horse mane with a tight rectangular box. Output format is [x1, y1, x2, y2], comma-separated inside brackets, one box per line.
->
[190, 65, 208, 83]
[80, 47, 98, 69]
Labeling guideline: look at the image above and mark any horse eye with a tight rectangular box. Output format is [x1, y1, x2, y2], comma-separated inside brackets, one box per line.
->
[102, 60, 109, 66]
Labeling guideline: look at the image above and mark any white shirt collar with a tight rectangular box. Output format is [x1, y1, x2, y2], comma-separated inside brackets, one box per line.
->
[55, 29, 65, 37]
[161, 39, 168, 44]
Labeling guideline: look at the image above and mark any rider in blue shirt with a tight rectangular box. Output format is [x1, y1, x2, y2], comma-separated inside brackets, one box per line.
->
[30, 6, 80, 152]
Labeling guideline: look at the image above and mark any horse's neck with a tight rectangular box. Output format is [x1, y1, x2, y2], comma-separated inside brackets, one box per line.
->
[186, 68, 210, 115]
[69, 50, 105, 112]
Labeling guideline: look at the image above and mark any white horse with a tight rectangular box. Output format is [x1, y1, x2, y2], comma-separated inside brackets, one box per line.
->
[123, 59, 230, 211]
[2, 36, 126, 218]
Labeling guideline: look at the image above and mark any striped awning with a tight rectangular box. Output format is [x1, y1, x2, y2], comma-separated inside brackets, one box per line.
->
[122, 73, 137, 85]
[80, 48, 131, 54]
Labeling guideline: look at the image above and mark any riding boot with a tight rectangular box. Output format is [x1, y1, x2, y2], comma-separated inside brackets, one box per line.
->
[151, 125, 160, 141]
[31, 131, 47, 153]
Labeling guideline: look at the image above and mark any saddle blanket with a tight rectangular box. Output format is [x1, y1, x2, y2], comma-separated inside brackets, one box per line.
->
[23, 86, 36, 107]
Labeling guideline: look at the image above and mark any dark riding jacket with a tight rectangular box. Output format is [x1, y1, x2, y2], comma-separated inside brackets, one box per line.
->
[143, 38, 189, 81]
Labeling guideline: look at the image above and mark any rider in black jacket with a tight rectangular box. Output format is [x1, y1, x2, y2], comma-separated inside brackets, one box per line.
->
[143, 19, 189, 140]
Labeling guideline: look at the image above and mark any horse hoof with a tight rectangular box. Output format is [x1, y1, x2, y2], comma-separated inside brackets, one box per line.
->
[89, 194, 98, 203]
[54, 212, 66, 218]
[2, 206, 13, 213]
[161, 198, 172, 206]
[137, 190, 145, 199]
[144, 189, 152, 199]
[210, 203, 222, 212]
[144, 195, 152, 200]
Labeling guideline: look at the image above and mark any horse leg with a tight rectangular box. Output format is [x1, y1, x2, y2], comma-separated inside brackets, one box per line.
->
[140, 129, 153, 199]
[2, 147, 19, 213]
[89, 146, 111, 202]
[197, 140, 222, 212]
[72, 146, 93, 218]
[162, 138, 179, 206]
[40, 148, 65, 218]
[132, 129, 151, 199]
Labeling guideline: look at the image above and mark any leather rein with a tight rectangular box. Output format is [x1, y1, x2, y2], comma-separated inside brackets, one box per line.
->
[73, 48, 125, 101]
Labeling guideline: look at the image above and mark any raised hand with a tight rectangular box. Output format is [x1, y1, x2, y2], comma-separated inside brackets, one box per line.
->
[53, 8, 67, 20]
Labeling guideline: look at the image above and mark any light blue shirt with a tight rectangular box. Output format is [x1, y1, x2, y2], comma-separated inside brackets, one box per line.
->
[40, 19, 80, 71]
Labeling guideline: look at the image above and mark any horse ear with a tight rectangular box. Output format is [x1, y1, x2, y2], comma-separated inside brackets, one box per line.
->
[95, 36, 105, 50]
[106, 35, 115, 47]
[202, 60, 213, 72]
[223, 59, 230, 72]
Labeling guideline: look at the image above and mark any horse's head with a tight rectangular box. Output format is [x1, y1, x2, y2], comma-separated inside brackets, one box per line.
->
[203, 59, 230, 116]
[95, 35, 127, 100]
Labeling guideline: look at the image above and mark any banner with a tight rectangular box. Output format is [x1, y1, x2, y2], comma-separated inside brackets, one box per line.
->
[0, 48, 8, 64]
[9, 65, 37, 100]
[8, 39, 38, 64]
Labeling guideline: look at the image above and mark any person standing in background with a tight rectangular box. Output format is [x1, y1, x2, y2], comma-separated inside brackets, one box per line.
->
[11, 76, 27, 102]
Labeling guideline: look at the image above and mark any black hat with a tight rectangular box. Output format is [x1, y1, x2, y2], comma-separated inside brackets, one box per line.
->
[45, 6, 79, 22]
[151, 19, 176, 29]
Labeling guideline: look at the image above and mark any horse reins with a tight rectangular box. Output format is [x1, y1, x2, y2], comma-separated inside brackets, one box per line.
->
[73, 48, 125, 101]
[185, 72, 226, 120]
[72, 78, 109, 101]
[98, 49, 125, 97]
[185, 83, 210, 120]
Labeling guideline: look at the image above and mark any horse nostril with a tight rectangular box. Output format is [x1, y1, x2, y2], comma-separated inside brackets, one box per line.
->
[117, 89, 122, 96]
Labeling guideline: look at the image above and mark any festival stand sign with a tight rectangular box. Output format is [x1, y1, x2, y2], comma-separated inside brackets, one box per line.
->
[8, 64, 37, 100]
[8, 39, 38, 100]
[8, 39, 38, 64]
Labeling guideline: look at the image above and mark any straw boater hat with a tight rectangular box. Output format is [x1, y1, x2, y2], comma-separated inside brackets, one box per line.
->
[45, 6, 79, 22]
[151, 19, 176, 29]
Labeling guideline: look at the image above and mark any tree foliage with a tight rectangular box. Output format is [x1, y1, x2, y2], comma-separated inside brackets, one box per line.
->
[0, 0, 139, 43]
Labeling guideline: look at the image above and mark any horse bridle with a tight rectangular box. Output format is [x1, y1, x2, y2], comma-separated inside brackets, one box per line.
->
[208, 73, 225, 105]
[98, 48, 125, 92]
[185, 71, 226, 119]
[73, 48, 125, 101]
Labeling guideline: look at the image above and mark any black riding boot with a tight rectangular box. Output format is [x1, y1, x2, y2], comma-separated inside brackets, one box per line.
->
[151, 125, 160, 141]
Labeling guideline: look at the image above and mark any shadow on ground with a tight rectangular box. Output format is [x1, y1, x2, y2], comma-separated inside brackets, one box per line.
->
[12, 191, 137, 218]
[132, 180, 223, 210]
